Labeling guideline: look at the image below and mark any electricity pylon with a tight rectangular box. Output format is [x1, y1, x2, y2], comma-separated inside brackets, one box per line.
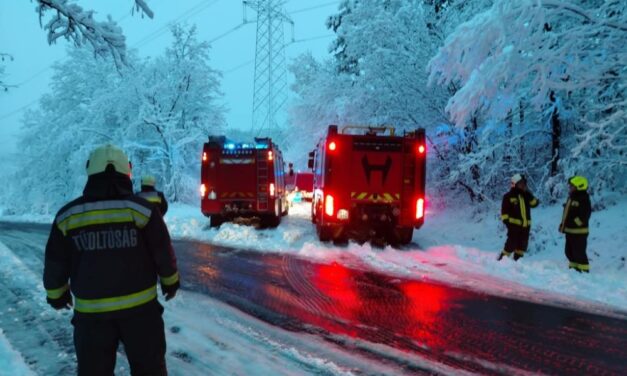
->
[243, 0, 294, 136]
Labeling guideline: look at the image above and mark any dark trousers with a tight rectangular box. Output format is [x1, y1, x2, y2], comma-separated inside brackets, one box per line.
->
[503, 225, 530, 257]
[565, 234, 589, 269]
[72, 303, 167, 376]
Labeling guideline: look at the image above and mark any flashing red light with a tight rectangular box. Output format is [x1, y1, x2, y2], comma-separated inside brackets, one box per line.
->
[270, 183, 276, 197]
[200, 183, 207, 198]
[416, 198, 425, 219]
[418, 145, 425, 154]
[325, 194, 334, 216]
[328, 141, 337, 151]
[268, 151, 274, 161]
[202, 152, 208, 162]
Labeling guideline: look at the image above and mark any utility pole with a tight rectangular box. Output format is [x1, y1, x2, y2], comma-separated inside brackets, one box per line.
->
[243, 0, 294, 136]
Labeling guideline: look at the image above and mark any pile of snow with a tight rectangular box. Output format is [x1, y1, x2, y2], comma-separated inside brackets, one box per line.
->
[0, 329, 34, 376]
[166, 199, 627, 315]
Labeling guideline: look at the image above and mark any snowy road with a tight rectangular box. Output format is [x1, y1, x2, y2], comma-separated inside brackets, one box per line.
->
[1, 221, 626, 375]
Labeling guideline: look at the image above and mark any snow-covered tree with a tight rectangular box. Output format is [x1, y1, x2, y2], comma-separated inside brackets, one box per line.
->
[127, 25, 226, 202]
[3, 25, 226, 214]
[35, 0, 153, 68]
[428, 0, 627, 200]
[0, 53, 14, 91]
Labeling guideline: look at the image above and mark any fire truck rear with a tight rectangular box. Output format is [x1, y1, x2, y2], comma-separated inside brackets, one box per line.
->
[308, 125, 426, 244]
[200, 136, 288, 228]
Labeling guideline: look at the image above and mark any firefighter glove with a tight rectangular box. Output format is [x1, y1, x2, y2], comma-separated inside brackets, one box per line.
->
[161, 280, 179, 301]
[47, 289, 72, 310]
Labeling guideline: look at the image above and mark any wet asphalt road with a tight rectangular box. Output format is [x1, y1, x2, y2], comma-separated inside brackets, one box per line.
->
[174, 240, 627, 375]
[1, 221, 626, 375]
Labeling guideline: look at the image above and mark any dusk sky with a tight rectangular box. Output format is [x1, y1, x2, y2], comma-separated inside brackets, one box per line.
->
[0, 0, 338, 162]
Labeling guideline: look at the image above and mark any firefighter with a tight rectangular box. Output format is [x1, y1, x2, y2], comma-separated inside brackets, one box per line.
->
[498, 174, 539, 261]
[43, 144, 179, 375]
[559, 176, 591, 273]
[138, 174, 168, 215]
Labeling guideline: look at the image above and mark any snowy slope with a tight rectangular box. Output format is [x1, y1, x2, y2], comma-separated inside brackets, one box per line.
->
[165, 200, 627, 315]
[0, 329, 34, 376]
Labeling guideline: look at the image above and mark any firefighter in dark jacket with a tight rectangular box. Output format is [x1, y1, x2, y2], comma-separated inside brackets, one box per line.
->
[559, 176, 592, 273]
[138, 175, 168, 215]
[499, 174, 539, 261]
[43, 144, 179, 376]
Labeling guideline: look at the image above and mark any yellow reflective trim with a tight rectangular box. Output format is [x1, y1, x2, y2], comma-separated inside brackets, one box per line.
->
[514, 250, 525, 255]
[507, 218, 522, 225]
[574, 217, 583, 226]
[560, 199, 571, 233]
[577, 264, 590, 271]
[46, 284, 69, 299]
[518, 195, 528, 227]
[509, 197, 518, 203]
[160, 271, 179, 286]
[568, 262, 577, 269]
[529, 198, 538, 207]
[57, 208, 149, 235]
[501, 214, 509, 220]
[501, 251, 511, 256]
[571, 201, 580, 207]
[564, 227, 589, 234]
[74, 285, 157, 313]
[357, 192, 368, 200]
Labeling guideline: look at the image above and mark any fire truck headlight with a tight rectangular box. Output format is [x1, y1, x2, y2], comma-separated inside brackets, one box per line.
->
[200, 184, 207, 198]
[337, 209, 349, 221]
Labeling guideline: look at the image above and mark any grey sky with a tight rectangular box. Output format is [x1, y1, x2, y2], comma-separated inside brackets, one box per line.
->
[0, 0, 338, 163]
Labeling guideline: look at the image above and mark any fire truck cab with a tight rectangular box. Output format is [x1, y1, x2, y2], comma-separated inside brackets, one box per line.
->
[309, 125, 426, 244]
[200, 136, 288, 228]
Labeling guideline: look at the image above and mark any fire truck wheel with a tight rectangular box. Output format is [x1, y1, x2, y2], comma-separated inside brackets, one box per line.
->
[262, 214, 281, 228]
[281, 202, 289, 217]
[210, 215, 224, 228]
[390, 227, 413, 245]
[316, 224, 332, 242]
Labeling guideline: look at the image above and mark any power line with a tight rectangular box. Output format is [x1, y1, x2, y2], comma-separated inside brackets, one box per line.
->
[287, 1, 340, 15]
[131, 0, 223, 48]
[289, 34, 334, 45]
[0, 98, 39, 121]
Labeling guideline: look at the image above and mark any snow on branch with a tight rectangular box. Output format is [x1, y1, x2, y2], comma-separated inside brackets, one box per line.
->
[36, 0, 130, 68]
[133, 0, 154, 19]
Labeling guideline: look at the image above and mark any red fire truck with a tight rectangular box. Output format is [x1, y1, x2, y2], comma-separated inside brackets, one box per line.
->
[200, 136, 288, 228]
[308, 125, 426, 244]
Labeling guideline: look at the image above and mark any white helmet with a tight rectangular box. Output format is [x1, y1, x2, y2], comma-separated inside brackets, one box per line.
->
[511, 173, 525, 186]
[86, 144, 131, 176]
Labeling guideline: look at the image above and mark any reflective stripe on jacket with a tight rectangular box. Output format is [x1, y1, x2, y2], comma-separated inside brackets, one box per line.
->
[501, 188, 539, 228]
[560, 191, 591, 235]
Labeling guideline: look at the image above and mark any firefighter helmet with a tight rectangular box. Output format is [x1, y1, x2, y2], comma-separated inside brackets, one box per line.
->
[569, 175, 588, 191]
[511, 173, 525, 186]
[86, 144, 131, 176]
[141, 175, 156, 187]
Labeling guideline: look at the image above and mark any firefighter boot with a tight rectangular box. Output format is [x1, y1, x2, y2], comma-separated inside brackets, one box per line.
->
[513, 250, 524, 261]
[497, 251, 511, 261]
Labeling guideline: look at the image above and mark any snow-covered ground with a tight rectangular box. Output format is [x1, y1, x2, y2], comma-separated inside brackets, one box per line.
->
[163, 199, 627, 316]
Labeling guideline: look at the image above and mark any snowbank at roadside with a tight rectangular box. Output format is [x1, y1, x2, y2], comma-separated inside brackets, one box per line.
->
[0, 328, 34, 376]
[165, 199, 627, 315]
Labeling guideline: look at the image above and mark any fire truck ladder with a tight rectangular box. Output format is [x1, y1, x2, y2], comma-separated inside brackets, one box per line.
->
[401, 143, 416, 222]
[257, 150, 269, 211]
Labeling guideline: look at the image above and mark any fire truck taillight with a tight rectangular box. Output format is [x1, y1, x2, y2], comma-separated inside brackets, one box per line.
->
[200, 184, 207, 198]
[418, 144, 425, 154]
[268, 151, 274, 161]
[202, 152, 208, 162]
[328, 141, 337, 151]
[270, 183, 275, 197]
[416, 198, 425, 219]
[325, 194, 334, 216]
